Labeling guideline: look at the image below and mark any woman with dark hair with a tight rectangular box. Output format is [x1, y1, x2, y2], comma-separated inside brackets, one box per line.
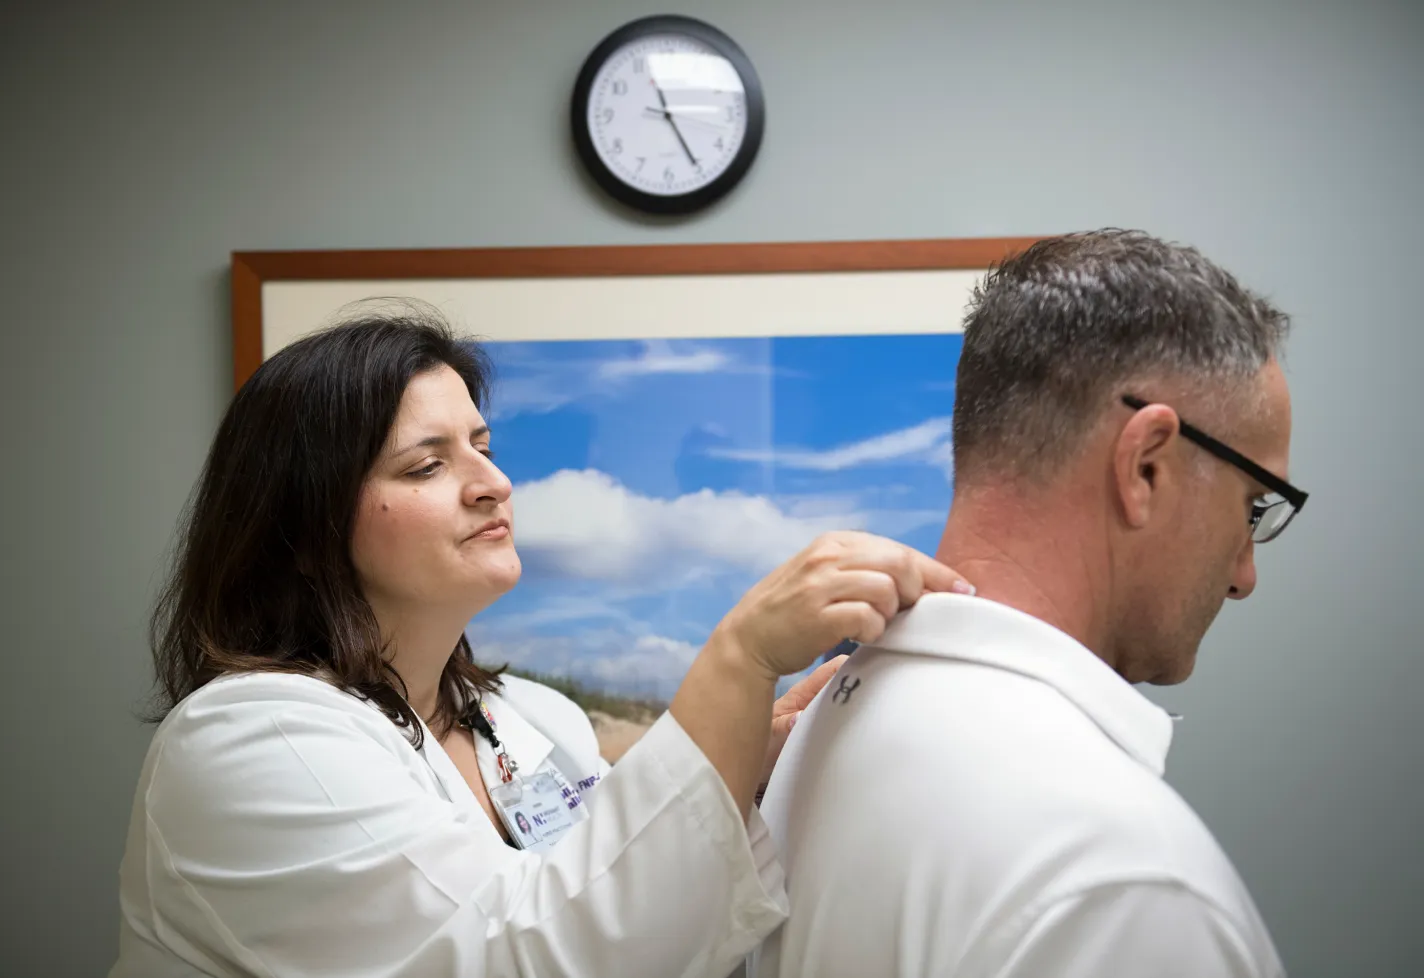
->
[110, 309, 969, 978]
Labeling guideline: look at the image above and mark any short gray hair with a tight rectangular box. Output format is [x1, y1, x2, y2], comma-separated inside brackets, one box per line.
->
[951, 229, 1290, 483]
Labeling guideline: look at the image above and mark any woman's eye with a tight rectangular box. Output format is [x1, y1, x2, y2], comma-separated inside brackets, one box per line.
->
[409, 460, 442, 478]
[479, 448, 496, 461]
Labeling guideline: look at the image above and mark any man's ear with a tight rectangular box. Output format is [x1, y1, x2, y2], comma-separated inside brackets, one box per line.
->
[1113, 403, 1181, 530]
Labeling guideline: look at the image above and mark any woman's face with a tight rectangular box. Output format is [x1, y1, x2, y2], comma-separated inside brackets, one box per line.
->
[351, 366, 520, 619]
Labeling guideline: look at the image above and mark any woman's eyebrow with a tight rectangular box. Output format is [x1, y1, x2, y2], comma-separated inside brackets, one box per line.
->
[390, 426, 490, 459]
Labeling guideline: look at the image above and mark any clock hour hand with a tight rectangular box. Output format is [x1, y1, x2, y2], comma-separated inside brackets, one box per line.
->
[653, 86, 698, 167]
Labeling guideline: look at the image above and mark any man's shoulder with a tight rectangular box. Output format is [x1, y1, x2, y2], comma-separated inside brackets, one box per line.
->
[816, 640, 1115, 759]
[764, 637, 1275, 977]
[785, 644, 1235, 885]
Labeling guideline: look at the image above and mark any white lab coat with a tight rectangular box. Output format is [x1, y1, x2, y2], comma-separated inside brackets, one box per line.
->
[111, 672, 788, 978]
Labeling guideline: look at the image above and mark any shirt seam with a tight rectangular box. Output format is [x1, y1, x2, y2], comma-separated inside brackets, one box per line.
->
[644, 717, 783, 965]
[145, 811, 276, 978]
[985, 875, 1268, 978]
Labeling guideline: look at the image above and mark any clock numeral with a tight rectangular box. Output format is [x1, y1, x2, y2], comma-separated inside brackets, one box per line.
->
[632, 56, 646, 74]
[612, 79, 627, 96]
[664, 166, 676, 183]
[714, 137, 724, 152]
[725, 105, 735, 123]
[610, 138, 623, 155]
[634, 156, 646, 172]
[600, 108, 614, 124]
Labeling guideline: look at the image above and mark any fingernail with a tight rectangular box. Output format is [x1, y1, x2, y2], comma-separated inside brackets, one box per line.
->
[952, 580, 976, 596]
[789, 711, 801, 730]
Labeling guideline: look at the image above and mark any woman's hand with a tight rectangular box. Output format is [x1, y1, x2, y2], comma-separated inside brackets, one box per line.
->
[758, 654, 850, 800]
[671, 531, 972, 818]
[712, 531, 973, 681]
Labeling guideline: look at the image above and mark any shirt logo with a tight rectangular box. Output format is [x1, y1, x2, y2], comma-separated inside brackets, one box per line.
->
[831, 675, 861, 705]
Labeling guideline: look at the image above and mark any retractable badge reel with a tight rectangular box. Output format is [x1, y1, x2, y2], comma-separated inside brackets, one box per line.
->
[463, 700, 587, 853]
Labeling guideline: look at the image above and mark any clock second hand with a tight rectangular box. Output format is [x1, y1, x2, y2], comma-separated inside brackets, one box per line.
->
[652, 87, 698, 167]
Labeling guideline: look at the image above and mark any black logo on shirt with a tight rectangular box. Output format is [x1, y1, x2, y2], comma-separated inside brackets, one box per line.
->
[831, 675, 861, 705]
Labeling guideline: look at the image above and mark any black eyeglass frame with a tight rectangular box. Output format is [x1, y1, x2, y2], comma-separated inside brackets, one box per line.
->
[1120, 394, 1307, 542]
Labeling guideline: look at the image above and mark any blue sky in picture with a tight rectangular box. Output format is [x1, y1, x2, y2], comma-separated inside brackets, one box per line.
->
[465, 333, 962, 700]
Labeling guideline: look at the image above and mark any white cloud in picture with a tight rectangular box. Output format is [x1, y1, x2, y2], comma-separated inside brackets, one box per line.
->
[511, 468, 866, 582]
[926, 438, 956, 484]
[488, 339, 782, 420]
[470, 626, 703, 701]
[595, 340, 732, 380]
[708, 417, 954, 472]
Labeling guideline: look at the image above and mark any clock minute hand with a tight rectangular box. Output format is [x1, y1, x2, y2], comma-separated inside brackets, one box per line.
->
[641, 106, 729, 131]
[653, 87, 698, 167]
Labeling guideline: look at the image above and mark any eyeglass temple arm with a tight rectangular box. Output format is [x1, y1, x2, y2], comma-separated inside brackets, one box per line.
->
[1119, 395, 1307, 511]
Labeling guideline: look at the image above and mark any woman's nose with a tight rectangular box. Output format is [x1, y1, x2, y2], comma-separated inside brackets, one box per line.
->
[462, 455, 513, 506]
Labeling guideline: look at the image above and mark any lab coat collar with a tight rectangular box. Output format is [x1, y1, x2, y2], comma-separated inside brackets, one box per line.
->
[476, 685, 557, 784]
[396, 684, 558, 810]
[869, 593, 1175, 777]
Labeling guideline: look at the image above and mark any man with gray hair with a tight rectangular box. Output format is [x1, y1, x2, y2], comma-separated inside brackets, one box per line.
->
[751, 230, 1301, 977]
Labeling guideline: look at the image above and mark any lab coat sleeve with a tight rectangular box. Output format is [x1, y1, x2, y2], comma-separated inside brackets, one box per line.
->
[133, 687, 789, 978]
[985, 880, 1285, 978]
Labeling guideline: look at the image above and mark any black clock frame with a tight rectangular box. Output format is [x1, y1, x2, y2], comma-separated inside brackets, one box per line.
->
[570, 15, 765, 215]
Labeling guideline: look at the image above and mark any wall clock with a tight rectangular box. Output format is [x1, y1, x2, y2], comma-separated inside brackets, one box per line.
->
[571, 15, 765, 214]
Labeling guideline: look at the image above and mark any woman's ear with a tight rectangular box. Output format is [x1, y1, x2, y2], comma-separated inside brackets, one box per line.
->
[1113, 403, 1181, 530]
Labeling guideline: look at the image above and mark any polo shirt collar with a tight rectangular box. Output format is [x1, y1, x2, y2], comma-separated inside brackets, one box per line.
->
[870, 593, 1175, 776]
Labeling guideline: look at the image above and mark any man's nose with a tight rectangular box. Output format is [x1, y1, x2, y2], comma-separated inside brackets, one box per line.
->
[1228, 538, 1257, 600]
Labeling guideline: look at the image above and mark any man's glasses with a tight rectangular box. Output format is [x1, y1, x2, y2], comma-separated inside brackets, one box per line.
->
[1121, 395, 1307, 543]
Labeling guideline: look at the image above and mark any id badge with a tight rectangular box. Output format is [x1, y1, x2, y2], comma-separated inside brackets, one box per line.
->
[488, 759, 589, 854]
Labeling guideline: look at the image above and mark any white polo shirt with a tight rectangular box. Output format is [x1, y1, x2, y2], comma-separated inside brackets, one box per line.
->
[751, 593, 1284, 978]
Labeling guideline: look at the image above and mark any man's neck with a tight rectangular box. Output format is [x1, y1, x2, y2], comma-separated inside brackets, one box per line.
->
[935, 483, 1117, 670]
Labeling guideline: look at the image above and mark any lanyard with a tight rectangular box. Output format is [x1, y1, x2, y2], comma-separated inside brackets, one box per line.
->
[461, 699, 519, 783]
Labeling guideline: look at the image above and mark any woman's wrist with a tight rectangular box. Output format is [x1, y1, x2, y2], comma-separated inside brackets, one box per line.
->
[703, 622, 780, 687]
[669, 625, 779, 819]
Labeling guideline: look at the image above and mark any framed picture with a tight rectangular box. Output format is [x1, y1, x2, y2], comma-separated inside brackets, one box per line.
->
[232, 237, 1039, 757]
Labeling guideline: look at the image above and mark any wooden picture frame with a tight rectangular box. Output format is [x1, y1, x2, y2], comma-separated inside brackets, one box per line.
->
[231, 237, 1040, 391]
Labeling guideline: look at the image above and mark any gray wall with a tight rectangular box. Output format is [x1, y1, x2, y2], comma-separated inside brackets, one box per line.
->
[3, 1, 1420, 975]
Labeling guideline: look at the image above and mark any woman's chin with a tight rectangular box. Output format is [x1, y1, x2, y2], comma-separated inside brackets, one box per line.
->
[477, 554, 523, 597]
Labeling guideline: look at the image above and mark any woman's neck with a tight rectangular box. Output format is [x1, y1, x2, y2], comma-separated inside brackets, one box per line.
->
[372, 601, 471, 723]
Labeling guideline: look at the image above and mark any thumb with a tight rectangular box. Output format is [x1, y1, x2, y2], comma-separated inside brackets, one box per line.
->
[760, 709, 802, 792]
[770, 709, 801, 742]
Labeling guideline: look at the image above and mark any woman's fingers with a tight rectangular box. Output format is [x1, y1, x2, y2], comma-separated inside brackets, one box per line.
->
[915, 549, 974, 596]
[825, 570, 902, 626]
[823, 600, 890, 646]
[774, 654, 850, 718]
[761, 654, 855, 789]
[713, 532, 975, 680]
[825, 534, 972, 605]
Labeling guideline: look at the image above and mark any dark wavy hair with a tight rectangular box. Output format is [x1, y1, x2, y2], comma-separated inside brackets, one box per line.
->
[148, 306, 503, 746]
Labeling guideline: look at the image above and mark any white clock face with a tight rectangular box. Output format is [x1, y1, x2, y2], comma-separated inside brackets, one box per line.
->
[585, 33, 749, 197]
